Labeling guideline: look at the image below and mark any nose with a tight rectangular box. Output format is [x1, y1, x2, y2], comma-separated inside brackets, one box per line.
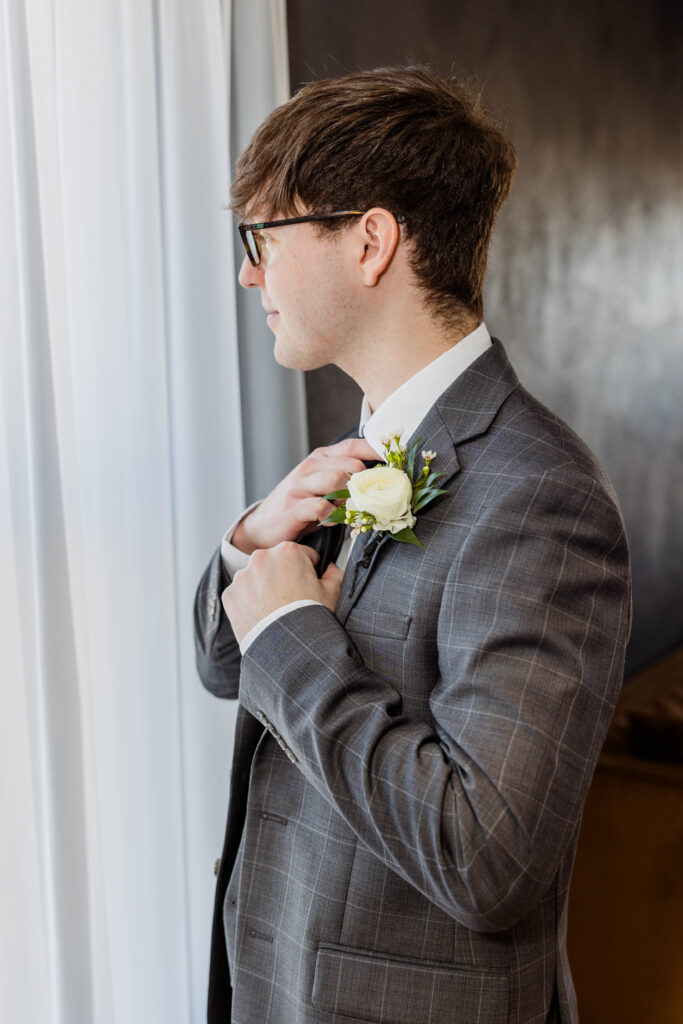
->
[238, 254, 264, 289]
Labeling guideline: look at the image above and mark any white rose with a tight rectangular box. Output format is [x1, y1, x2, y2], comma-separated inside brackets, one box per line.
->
[347, 466, 416, 533]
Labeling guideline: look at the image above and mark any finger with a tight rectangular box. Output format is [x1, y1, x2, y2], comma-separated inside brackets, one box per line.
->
[296, 544, 320, 564]
[313, 437, 381, 463]
[320, 563, 344, 605]
[289, 495, 343, 528]
[293, 465, 378, 502]
[333, 437, 381, 459]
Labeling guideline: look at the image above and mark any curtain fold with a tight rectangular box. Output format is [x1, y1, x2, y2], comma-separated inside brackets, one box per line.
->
[0, 2, 297, 1021]
[231, 0, 309, 504]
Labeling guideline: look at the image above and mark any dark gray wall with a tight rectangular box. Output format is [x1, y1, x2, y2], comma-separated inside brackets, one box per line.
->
[287, 0, 683, 676]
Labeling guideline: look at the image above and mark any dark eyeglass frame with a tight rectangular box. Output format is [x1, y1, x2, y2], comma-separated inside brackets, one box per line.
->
[238, 210, 405, 266]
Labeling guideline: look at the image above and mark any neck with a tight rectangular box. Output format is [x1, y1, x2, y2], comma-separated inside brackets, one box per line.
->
[338, 308, 480, 411]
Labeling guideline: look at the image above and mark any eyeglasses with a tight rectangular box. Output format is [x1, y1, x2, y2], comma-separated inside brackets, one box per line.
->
[238, 211, 365, 266]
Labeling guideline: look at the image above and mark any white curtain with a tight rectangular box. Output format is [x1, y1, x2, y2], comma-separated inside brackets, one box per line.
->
[0, 2, 297, 1022]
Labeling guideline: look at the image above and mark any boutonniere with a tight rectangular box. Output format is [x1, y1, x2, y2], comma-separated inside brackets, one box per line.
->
[322, 433, 447, 547]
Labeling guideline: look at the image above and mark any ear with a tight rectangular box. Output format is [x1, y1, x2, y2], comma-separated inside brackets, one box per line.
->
[357, 208, 402, 286]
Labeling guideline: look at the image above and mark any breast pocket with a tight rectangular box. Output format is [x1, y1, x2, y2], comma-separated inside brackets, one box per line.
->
[345, 610, 412, 641]
[343, 610, 412, 686]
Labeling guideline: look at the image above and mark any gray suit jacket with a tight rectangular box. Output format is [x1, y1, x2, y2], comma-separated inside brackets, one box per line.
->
[195, 338, 632, 1024]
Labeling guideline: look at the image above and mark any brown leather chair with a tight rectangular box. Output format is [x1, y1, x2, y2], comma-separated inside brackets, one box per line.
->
[568, 647, 683, 1024]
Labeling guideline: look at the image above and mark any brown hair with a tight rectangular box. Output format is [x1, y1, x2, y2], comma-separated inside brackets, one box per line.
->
[231, 66, 517, 324]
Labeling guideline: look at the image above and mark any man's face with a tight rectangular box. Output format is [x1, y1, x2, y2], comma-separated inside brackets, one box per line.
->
[237, 214, 361, 371]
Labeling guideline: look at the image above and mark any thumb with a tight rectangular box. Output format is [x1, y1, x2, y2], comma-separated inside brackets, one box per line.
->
[320, 561, 344, 609]
[321, 561, 344, 584]
[298, 545, 320, 565]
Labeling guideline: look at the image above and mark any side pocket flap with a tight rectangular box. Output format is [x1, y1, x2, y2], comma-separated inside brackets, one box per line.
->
[312, 943, 508, 1024]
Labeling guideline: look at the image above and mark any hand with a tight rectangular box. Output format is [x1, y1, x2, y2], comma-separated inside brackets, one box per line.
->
[222, 542, 345, 644]
[233, 437, 379, 554]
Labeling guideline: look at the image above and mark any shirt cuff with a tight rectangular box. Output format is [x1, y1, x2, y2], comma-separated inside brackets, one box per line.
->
[221, 499, 263, 578]
[239, 600, 324, 655]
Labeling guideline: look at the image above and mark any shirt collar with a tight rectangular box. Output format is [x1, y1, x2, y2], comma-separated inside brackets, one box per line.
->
[359, 322, 492, 458]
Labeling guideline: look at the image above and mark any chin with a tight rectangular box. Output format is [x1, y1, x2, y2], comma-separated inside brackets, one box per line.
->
[273, 342, 301, 370]
[273, 338, 326, 372]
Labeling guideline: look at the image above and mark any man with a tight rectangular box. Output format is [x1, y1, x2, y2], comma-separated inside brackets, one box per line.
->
[194, 66, 631, 1024]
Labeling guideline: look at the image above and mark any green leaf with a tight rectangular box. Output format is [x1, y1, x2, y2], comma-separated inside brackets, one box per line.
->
[392, 526, 424, 547]
[423, 470, 443, 490]
[411, 476, 434, 505]
[322, 488, 350, 501]
[406, 436, 423, 482]
[412, 488, 447, 512]
[322, 507, 349, 524]
[412, 468, 441, 495]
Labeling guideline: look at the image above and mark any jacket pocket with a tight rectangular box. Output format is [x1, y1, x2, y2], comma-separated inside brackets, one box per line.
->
[345, 610, 412, 640]
[312, 943, 508, 1024]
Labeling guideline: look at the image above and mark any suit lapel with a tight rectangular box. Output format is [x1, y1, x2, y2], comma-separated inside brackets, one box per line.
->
[336, 338, 519, 624]
[335, 529, 390, 626]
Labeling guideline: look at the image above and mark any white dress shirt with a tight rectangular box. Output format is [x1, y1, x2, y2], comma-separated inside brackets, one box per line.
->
[222, 322, 492, 653]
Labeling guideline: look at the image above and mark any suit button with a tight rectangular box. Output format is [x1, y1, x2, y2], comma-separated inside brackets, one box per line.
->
[214, 858, 221, 877]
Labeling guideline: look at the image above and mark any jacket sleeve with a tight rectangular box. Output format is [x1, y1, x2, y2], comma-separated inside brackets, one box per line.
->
[237, 470, 632, 932]
[194, 544, 242, 699]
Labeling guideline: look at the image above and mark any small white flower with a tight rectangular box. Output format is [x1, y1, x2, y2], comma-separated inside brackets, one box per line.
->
[421, 450, 436, 461]
[379, 430, 405, 447]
